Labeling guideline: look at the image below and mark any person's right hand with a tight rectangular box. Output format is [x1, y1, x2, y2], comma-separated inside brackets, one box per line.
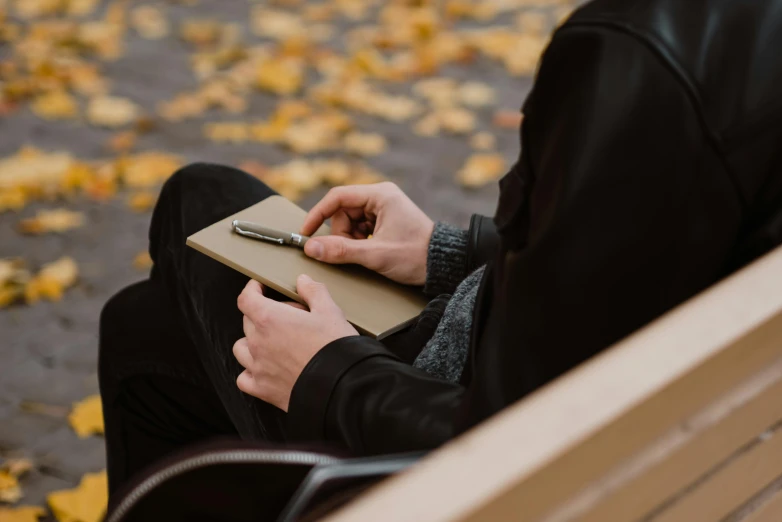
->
[300, 182, 434, 286]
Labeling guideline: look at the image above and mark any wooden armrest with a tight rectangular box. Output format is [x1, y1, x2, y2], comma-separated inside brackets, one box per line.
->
[327, 245, 782, 522]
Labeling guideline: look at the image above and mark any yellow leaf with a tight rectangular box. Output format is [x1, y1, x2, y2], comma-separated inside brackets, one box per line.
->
[126, 192, 156, 212]
[458, 81, 496, 107]
[470, 131, 496, 151]
[132, 251, 153, 271]
[86, 96, 139, 128]
[67, 395, 103, 438]
[2, 459, 33, 478]
[255, 58, 304, 96]
[119, 152, 182, 189]
[47, 471, 107, 522]
[457, 153, 506, 188]
[24, 257, 79, 304]
[17, 209, 86, 235]
[106, 131, 137, 153]
[0, 188, 26, 213]
[130, 5, 169, 40]
[0, 505, 45, 522]
[492, 110, 523, 129]
[0, 471, 21, 503]
[343, 132, 387, 156]
[31, 91, 78, 121]
[438, 107, 476, 134]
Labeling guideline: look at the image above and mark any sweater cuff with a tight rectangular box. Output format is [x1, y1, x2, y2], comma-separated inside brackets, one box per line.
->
[286, 335, 399, 443]
[424, 222, 469, 297]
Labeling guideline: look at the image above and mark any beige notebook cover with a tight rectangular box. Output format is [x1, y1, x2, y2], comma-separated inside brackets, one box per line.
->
[186, 196, 428, 339]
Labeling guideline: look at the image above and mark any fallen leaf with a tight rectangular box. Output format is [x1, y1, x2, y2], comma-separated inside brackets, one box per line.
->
[470, 131, 496, 150]
[0, 472, 21, 503]
[515, 11, 550, 36]
[250, 7, 306, 40]
[458, 81, 496, 107]
[438, 107, 476, 134]
[492, 110, 523, 129]
[24, 257, 79, 304]
[457, 153, 506, 188]
[413, 113, 440, 137]
[130, 5, 169, 40]
[2, 459, 33, 479]
[30, 91, 78, 120]
[17, 209, 86, 235]
[106, 131, 137, 153]
[47, 471, 107, 522]
[132, 251, 153, 271]
[126, 191, 156, 212]
[203, 122, 250, 143]
[67, 395, 103, 438]
[87, 96, 139, 128]
[0, 505, 45, 522]
[255, 57, 305, 96]
[343, 131, 387, 156]
[119, 152, 182, 188]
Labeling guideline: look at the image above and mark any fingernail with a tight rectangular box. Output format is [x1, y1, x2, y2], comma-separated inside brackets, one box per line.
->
[307, 240, 323, 260]
[298, 274, 312, 284]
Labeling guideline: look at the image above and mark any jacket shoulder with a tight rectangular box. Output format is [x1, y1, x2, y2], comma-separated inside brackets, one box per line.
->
[562, 0, 782, 138]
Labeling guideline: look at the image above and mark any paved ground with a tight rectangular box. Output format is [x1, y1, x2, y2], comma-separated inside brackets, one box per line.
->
[0, 0, 539, 512]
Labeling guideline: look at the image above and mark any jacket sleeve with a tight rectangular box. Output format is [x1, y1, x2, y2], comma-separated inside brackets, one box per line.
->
[285, 25, 741, 453]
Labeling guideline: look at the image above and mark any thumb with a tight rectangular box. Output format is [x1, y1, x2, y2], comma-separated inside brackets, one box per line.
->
[304, 236, 373, 266]
[296, 274, 336, 312]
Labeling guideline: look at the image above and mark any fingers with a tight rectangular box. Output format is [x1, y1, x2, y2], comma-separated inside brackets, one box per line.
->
[296, 274, 336, 312]
[283, 301, 308, 311]
[330, 209, 355, 238]
[304, 235, 376, 267]
[232, 338, 253, 369]
[236, 370, 259, 397]
[238, 279, 287, 322]
[301, 185, 389, 236]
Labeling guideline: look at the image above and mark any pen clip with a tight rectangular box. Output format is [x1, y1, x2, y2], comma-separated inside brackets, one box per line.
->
[234, 225, 285, 245]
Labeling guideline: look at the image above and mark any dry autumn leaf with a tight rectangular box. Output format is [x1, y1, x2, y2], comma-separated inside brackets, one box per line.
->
[0, 505, 45, 522]
[0, 471, 21, 503]
[68, 395, 104, 438]
[24, 257, 79, 304]
[30, 90, 78, 121]
[458, 81, 496, 107]
[492, 110, 523, 129]
[130, 5, 169, 40]
[47, 471, 107, 522]
[107, 131, 137, 153]
[343, 131, 388, 156]
[457, 153, 506, 188]
[127, 191, 156, 212]
[132, 251, 153, 271]
[119, 152, 182, 189]
[470, 131, 496, 150]
[2, 460, 33, 479]
[17, 209, 86, 235]
[87, 96, 139, 128]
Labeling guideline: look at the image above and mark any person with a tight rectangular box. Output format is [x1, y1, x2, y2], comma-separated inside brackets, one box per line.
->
[99, 0, 782, 500]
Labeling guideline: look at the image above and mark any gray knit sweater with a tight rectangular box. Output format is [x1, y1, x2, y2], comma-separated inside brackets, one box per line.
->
[412, 223, 485, 384]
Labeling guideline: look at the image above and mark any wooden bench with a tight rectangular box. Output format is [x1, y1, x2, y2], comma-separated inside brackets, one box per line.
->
[328, 245, 782, 522]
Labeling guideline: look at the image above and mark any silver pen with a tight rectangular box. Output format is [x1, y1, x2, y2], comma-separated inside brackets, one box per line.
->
[232, 220, 310, 248]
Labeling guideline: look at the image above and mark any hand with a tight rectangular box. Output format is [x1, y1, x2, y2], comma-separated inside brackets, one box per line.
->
[300, 182, 434, 286]
[233, 276, 358, 411]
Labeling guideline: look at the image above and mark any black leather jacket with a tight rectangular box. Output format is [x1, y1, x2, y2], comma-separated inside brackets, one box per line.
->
[286, 0, 782, 453]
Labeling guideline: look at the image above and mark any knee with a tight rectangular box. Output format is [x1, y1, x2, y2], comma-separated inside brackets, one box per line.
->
[161, 162, 251, 199]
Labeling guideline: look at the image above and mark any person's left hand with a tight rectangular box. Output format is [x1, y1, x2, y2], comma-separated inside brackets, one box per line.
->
[233, 275, 358, 411]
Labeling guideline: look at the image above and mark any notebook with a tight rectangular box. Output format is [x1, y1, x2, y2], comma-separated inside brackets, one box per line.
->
[186, 196, 429, 339]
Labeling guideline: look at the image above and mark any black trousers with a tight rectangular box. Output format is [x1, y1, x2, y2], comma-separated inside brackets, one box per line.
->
[98, 164, 443, 498]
